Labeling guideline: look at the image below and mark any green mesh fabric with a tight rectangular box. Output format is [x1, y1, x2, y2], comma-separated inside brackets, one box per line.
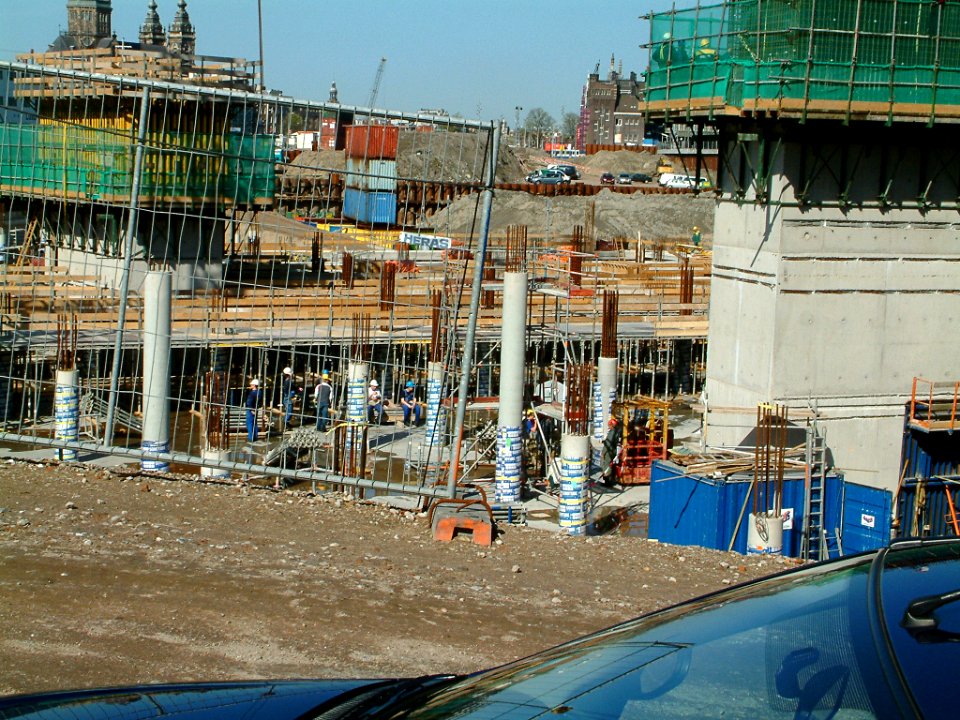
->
[647, 0, 960, 115]
[0, 123, 275, 206]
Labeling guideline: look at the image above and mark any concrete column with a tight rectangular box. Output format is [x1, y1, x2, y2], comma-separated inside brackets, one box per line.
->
[200, 449, 230, 479]
[495, 271, 528, 503]
[141, 271, 171, 472]
[558, 433, 591, 535]
[597, 356, 618, 430]
[424, 361, 445, 448]
[54, 369, 79, 461]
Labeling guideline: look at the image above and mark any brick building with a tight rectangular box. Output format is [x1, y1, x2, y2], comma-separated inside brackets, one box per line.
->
[577, 55, 644, 149]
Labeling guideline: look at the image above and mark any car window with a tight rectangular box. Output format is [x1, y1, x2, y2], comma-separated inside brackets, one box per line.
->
[879, 541, 960, 718]
[389, 557, 904, 720]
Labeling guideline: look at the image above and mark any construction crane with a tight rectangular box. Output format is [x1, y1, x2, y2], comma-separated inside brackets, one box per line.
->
[367, 57, 386, 109]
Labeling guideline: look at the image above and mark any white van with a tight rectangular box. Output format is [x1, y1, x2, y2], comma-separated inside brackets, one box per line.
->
[660, 174, 711, 190]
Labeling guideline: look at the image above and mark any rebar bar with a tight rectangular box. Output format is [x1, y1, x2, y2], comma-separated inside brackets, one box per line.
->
[601, 289, 619, 358]
[351, 313, 371, 362]
[505, 224, 527, 272]
[564, 362, 594, 437]
[56, 313, 78, 371]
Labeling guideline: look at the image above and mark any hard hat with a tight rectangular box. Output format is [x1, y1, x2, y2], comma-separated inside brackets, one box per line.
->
[283, 367, 292, 375]
[405, 380, 414, 388]
[663, 32, 672, 39]
[322, 373, 330, 380]
[693, 226, 699, 231]
[608, 416, 618, 427]
[251, 379, 259, 387]
[369, 379, 379, 387]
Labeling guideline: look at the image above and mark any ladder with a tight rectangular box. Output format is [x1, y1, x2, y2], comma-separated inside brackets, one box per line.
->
[801, 425, 829, 562]
[14, 220, 38, 268]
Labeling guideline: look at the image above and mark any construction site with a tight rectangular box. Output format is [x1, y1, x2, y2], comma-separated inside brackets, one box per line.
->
[1, 0, 959, 557]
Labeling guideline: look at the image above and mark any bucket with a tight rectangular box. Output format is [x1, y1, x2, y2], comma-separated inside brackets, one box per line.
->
[747, 511, 784, 555]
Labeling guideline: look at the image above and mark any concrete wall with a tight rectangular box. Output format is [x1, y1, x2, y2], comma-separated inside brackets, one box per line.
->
[705, 130, 960, 492]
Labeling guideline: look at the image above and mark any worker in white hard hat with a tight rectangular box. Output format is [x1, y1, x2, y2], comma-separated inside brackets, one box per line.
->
[280, 366, 298, 430]
[653, 29, 688, 68]
[245, 378, 262, 442]
[367, 379, 386, 425]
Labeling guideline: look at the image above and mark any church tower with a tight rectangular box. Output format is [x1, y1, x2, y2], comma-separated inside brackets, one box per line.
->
[167, 1, 196, 57]
[66, 0, 112, 49]
[139, 1, 165, 47]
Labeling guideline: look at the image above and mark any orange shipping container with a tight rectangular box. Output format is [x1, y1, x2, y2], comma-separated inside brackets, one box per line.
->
[345, 124, 399, 160]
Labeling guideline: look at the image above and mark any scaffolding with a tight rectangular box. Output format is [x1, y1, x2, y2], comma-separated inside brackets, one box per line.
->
[645, 0, 960, 123]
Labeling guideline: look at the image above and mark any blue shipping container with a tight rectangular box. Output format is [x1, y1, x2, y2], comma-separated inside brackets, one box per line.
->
[648, 460, 874, 557]
[342, 188, 397, 225]
[345, 158, 398, 192]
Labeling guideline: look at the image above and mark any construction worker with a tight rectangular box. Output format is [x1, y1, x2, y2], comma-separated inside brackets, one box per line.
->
[367, 379, 386, 424]
[653, 31, 689, 68]
[245, 378, 261, 443]
[400, 380, 421, 427]
[314, 371, 333, 432]
[280, 366, 297, 429]
[692, 226, 702, 247]
[693, 37, 718, 61]
[600, 415, 622, 488]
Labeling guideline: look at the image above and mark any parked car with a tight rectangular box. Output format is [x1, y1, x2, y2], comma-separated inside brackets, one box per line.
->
[525, 168, 569, 185]
[617, 173, 633, 185]
[3, 539, 957, 719]
[599, 172, 615, 185]
[547, 163, 581, 181]
[631, 172, 653, 183]
[659, 173, 712, 190]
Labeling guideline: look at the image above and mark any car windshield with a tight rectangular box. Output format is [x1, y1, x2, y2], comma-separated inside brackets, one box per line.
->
[378, 555, 906, 720]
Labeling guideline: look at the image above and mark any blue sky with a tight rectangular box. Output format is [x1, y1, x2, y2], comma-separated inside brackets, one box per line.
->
[0, 1, 677, 125]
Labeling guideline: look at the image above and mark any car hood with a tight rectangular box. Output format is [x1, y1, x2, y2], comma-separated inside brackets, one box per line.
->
[0, 679, 382, 720]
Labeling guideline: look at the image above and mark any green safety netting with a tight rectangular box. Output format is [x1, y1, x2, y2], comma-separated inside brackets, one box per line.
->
[0, 123, 275, 206]
[647, 0, 960, 114]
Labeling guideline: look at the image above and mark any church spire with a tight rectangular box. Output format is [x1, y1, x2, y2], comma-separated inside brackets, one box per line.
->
[139, 1, 165, 47]
[168, 0, 196, 57]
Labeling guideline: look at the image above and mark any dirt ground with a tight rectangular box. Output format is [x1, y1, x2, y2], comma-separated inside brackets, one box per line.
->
[0, 459, 793, 698]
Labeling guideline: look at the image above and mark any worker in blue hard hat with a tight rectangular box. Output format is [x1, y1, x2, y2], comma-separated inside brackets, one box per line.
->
[400, 379, 421, 427]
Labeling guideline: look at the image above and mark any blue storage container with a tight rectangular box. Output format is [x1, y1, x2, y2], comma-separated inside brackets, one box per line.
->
[342, 188, 397, 225]
[345, 158, 397, 191]
[648, 460, 868, 557]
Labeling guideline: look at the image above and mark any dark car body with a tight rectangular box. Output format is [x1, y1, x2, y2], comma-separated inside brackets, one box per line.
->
[525, 168, 568, 185]
[4, 539, 958, 719]
[631, 172, 653, 183]
[599, 172, 615, 185]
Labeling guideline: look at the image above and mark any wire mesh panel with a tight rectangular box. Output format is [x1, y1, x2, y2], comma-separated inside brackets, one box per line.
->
[645, 0, 960, 121]
[0, 59, 497, 494]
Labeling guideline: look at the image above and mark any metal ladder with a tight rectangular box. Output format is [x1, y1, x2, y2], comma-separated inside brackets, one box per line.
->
[802, 425, 828, 562]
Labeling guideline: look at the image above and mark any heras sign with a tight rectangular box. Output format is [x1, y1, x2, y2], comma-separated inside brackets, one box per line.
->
[398, 232, 452, 250]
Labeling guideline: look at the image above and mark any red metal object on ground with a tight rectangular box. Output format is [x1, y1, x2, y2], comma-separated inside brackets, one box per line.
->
[345, 124, 400, 159]
[433, 516, 493, 546]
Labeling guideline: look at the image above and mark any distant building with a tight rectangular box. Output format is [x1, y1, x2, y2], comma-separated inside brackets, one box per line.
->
[578, 55, 644, 149]
[21, 1, 258, 92]
[48, 1, 197, 63]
